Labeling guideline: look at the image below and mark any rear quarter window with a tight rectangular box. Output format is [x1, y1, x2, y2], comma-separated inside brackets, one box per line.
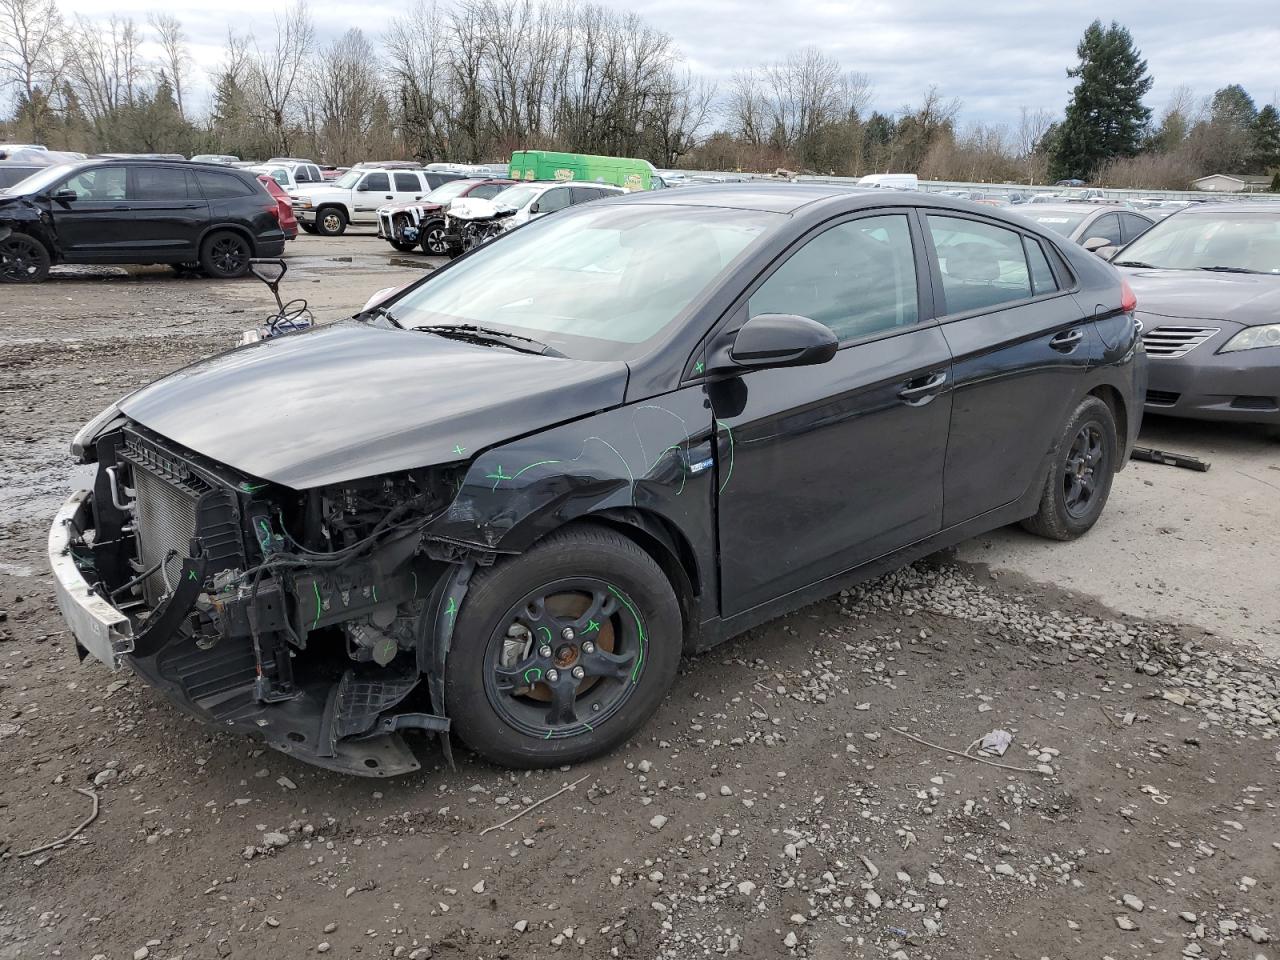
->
[197, 171, 255, 199]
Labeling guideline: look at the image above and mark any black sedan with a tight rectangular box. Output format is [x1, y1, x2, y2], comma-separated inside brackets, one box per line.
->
[1111, 203, 1280, 425]
[50, 185, 1144, 774]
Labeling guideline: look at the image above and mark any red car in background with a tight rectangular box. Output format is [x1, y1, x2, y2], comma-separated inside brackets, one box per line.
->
[258, 175, 298, 240]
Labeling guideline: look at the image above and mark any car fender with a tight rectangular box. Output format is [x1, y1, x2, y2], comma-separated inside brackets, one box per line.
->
[196, 221, 257, 253]
[423, 387, 717, 598]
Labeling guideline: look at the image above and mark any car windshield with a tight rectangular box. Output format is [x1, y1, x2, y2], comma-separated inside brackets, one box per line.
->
[425, 179, 476, 202]
[334, 169, 362, 188]
[4, 161, 80, 195]
[492, 183, 542, 210]
[1116, 211, 1280, 273]
[1026, 210, 1090, 235]
[389, 203, 778, 359]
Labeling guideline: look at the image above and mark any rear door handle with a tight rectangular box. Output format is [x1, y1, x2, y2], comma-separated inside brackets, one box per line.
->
[1050, 328, 1085, 352]
[898, 370, 948, 405]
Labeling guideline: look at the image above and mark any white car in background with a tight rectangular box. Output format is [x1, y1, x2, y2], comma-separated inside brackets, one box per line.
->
[250, 160, 325, 194]
[292, 168, 464, 236]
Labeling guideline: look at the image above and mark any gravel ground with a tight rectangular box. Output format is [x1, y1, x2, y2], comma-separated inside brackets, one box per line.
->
[1, 234, 1277, 960]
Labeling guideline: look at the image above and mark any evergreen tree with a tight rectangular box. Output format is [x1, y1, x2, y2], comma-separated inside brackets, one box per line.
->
[1210, 84, 1258, 128]
[1251, 105, 1280, 172]
[1050, 20, 1153, 180]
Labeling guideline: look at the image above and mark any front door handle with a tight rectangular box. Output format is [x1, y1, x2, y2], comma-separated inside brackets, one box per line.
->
[898, 370, 948, 405]
[1050, 328, 1085, 352]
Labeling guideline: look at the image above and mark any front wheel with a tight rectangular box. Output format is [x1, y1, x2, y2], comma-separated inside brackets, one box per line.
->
[420, 220, 451, 256]
[199, 231, 252, 279]
[315, 206, 347, 237]
[1021, 395, 1118, 540]
[0, 233, 51, 283]
[445, 525, 681, 768]
[299, 222, 318, 235]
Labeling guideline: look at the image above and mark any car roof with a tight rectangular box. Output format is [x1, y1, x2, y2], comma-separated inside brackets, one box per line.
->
[1174, 202, 1280, 215]
[1019, 203, 1132, 215]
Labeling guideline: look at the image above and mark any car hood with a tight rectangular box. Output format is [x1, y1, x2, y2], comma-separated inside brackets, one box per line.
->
[1123, 268, 1280, 325]
[119, 321, 629, 489]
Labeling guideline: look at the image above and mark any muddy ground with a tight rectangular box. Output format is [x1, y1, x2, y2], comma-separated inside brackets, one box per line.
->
[1, 234, 1278, 960]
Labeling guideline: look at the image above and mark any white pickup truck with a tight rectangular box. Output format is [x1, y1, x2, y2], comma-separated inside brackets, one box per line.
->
[291, 168, 463, 236]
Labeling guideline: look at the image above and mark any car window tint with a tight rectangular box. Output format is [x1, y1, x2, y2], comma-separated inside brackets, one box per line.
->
[1087, 213, 1123, 246]
[60, 167, 127, 201]
[196, 170, 253, 199]
[393, 172, 420, 192]
[361, 172, 390, 192]
[538, 187, 570, 212]
[1024, 237, 1058, 295]
[469, 183, 502, 199]
[750, 214, 920, 341]
[130, 166, 188, 201]
[927, 215, 1032, 313]
[1120, 213, 1151, 243]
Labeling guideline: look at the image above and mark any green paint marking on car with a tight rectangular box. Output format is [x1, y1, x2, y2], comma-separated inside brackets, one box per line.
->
[445, 596, 458, 624]
[486, 465, 513, 488]
[716, 419, 735, 493]
[537, 625, 553, 645]
[509, 459, 562, 485]
[585, 618, 601, 633]
[523, 667, 543, 684]
[188, 569, 197, 582]
[694, 360, 705, 374]
[453, 444, 467, 456]
[607, 584, 645, 683]
[312, 582, 323, 629]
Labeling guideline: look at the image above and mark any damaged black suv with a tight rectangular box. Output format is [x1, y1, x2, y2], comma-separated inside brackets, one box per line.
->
[50, 185, 1145, 775]
[1, 158, 286, 282]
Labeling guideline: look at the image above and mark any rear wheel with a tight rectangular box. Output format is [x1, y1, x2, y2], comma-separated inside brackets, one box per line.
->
[0, 233, 51, 283]
[199, 231, 251, 279]
[1021, 396, 1118, 540]
[300, 222, 318, 235]
[420, 220, 450, 256]
[445, 525, 681, 768]
[315, 206, 347, 237]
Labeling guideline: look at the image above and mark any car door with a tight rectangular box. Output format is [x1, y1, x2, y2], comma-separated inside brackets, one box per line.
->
[531, 186, 570, 220]
[352, 172, 392, 217]
[125, 165, 209, 258]
[713, 211, 953, 617]
[923, 212, 1099, 527]
[47, 165, 133, 259]
[392, 171, 426, 205]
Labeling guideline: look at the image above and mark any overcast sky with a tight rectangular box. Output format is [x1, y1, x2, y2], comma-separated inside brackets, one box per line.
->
[60, 0, 1280, 129]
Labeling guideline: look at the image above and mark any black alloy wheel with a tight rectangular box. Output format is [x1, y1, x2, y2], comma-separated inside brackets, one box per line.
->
[446, 525, 681, 767]
[483, 579, 645, 739]
[1062, 423, 1105, 519]
[0, 233, 51, 283]
[200, 232, 251, 279]
[1021, 395, 1118, 541]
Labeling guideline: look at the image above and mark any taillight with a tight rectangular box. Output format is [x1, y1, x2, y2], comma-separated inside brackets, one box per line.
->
[1120, 276, 1137, 313]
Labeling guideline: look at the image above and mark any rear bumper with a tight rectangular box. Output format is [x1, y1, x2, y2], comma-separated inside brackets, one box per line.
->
[257, 236, 287, 257]
[1145, 347, 1280, 424]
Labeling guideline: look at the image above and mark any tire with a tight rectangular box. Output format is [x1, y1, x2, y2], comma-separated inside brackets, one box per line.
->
[315, 206, 347, 237]
[0, 233, 51, 283]
[389, 238, 418, 252]
[1021, 395, 1119, 541]
[199, 231, 252, 279]
[300, 222, 318, 235]
[420, 220, 451, 256]
[445, 524, 681, 768]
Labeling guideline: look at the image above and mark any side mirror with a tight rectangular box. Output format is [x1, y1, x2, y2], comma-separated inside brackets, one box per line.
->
[51, 188, 78, 205]
[727, 313, 838, 370]
[1081, 236, 1111, 253]
[530, 201, 541, 214]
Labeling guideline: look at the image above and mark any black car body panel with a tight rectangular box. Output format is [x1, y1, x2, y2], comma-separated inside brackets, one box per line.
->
[50, 185, 1144, 775]
[119, 321, 631, 488]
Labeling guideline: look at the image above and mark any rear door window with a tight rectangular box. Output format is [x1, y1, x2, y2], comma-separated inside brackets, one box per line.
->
[537, 187, 570, 213]
[130, 166, 190, 201]
[394, 172, 421, 192]
[927, 215, 1034, 313]
[1086, 213, 1123, 246]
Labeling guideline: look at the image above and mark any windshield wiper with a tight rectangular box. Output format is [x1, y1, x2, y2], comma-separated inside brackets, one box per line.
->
[414, 323, 564, 357]
[360, 305, 403, 329]
[1112, 260, 1158, 269]
[1198, 265, 1262, 274]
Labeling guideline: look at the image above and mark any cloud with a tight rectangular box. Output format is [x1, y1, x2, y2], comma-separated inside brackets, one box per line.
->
[56, 0, 1280, 128]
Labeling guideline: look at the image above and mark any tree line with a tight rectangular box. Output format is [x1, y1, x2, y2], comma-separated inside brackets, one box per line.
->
[2, 0, 1278, 189]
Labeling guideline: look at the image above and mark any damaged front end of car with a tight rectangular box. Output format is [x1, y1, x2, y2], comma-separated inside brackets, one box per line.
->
[53, 418, 483, 777]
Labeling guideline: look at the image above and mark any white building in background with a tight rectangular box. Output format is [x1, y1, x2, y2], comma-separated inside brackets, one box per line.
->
[1192, 173, 1274, 193]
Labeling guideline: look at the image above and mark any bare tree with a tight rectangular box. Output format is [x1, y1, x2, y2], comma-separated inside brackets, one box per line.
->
[1016, 106, 1053, 183]
[384, 1, 453, 159]
[65, 14, 144, 121]
[0, 0, 62, 105]
[311, 28, 384, 162]
[246, 0, 315, 154]
[148, 13, 191, 119]
[728, 69, 765, 146]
